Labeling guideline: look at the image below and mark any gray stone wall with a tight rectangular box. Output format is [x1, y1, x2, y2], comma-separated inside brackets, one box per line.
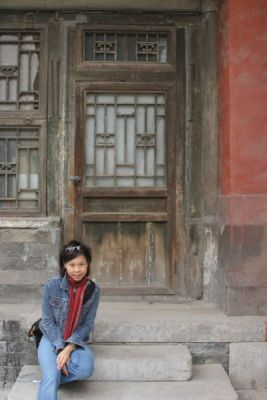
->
[0, 218, 61, 303]
[0, 218, 61, 384]
[0, 321, 37, 384]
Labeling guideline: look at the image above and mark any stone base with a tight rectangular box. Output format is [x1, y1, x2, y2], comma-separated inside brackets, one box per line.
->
[230, 343, 267, 390]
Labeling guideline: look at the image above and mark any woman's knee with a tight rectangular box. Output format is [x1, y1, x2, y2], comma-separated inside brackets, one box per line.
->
[71, 349, 94, 379]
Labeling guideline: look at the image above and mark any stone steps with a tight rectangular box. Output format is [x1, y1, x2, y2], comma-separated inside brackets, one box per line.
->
[8, 364, 238, 400]
[17, 344, 192, 382]
[1, 301, 266, 386]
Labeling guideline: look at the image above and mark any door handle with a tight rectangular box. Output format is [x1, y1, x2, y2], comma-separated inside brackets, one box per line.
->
[69, 175, 81, 184]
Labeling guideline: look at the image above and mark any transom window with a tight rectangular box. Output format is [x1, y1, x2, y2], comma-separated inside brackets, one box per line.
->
[84, 31, 168, 63]
[84, 92, 166, 187]
[0, 31, 40, 111]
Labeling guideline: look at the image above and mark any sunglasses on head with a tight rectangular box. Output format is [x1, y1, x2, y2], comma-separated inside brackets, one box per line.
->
[65, 245, 81, 253]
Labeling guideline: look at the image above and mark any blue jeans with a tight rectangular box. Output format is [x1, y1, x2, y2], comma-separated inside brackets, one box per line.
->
[37, 336, 94, 400]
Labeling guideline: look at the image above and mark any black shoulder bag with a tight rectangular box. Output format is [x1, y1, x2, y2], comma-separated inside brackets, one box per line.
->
[28, 318, 43, 349]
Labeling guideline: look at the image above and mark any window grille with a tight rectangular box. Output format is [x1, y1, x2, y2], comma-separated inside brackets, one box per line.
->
[0, 127, 40, 209]
[84, 32, 168, 63]
[0, 31, 40, 111]
[84, 93, 166, 187]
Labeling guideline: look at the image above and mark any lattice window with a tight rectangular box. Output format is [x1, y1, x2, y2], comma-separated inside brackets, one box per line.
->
[85, 32, 168, 63]
[0, 31, 40, 111]
[85, 93, 166, 187]
[0, 127, 40, 209]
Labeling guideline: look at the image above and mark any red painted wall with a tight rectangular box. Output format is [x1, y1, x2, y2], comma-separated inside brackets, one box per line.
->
[219, 0, 267, 314]
[220, 0, 267, 195]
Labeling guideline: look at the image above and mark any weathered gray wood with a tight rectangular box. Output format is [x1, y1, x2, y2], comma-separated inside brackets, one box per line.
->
[0, 0, 219, 13]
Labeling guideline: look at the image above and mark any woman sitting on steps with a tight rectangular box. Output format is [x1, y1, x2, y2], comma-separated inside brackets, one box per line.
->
[38, 240, 100, 400]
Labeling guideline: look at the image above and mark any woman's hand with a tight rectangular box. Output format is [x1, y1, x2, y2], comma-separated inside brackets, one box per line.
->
[56, 344, 75, 375]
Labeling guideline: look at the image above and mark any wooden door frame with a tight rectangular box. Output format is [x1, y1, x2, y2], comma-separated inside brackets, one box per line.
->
[74, 81, 178, 294]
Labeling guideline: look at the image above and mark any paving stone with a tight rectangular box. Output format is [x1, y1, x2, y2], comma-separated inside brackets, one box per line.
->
[229, 343, 267, 389]
[8, 364, 238, 400]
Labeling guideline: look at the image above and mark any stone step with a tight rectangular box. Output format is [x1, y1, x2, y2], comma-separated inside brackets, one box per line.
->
[237, 390, 267, 400]
[8, 364, 238, 400]
[94, 301, 266, 343]
[91, 344, 192, 381]
[17, 344, 192, 382]
[229, 343, 267, 390]
[1, 301, 264, 343]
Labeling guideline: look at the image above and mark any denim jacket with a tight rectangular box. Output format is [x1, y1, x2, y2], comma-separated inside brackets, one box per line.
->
[39, 274, 100, 351]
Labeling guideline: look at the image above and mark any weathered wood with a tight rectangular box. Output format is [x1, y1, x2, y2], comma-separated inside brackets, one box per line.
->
[201, 11, 219, 216]
[0, 0, 219, 13]
[83, 221, 168, 291]
[81, 188, 167, 197]
[0, 11, 219, 300]
[74, 71, 178, 292]
[81, 213, 168, 222]
[83, 198, 167, 213]
[174, 27, 187, 295]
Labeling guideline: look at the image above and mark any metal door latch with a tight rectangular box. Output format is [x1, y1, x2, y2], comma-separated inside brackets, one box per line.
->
[69, 176, 81, 184]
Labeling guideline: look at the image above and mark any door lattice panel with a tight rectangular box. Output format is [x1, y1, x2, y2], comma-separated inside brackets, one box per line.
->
[85, 93, 166, 187]
[0, 128, 39, 209]
[0, 32, 40, 111]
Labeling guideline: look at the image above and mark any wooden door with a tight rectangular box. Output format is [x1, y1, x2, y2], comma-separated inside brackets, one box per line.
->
[75, 81, 176, 294]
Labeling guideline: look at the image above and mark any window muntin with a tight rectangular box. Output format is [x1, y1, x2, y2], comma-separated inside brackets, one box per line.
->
[0, 31, 40, 111]
[84, 92, 166, 188]
[0, 127, 40, 209]
[84, 32, 168, 63]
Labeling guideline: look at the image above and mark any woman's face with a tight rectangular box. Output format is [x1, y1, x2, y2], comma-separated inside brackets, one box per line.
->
[65, 255, 89, 281]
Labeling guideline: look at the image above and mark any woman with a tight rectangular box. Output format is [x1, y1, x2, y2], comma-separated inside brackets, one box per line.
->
[38, 240, 100, 400]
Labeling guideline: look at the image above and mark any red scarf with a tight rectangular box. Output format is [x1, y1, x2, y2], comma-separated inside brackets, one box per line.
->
[64, 275, 87, 341]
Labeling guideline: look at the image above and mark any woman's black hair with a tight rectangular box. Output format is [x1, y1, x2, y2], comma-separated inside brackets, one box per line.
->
[59, 240, 92, 277]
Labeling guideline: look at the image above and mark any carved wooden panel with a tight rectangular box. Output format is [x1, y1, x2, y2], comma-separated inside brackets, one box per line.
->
[84, 92, 166, 187]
